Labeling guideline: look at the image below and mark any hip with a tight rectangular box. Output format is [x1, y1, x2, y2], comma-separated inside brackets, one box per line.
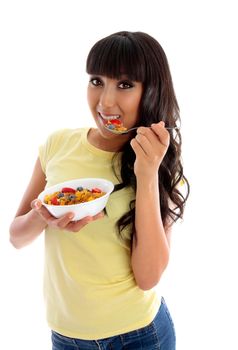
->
[51, 297, 176, 350]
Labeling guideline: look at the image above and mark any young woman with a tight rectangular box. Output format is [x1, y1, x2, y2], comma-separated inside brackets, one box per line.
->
[10, 31, 189, 350]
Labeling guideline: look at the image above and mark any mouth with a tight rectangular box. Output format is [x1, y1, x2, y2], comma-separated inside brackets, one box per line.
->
[98, 112, 121, 122]
[98, 112, 128, 133]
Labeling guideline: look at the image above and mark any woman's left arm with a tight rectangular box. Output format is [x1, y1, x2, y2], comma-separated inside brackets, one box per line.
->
[130, 122, 172, 290]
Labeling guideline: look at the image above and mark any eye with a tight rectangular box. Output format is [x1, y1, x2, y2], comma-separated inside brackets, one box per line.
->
[118, 80, 134, 89]
[89, 77, 103, 87]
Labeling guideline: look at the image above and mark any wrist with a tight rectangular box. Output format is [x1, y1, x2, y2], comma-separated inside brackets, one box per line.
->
[136, 174, 158, 189]
[27, 208, 47, 228]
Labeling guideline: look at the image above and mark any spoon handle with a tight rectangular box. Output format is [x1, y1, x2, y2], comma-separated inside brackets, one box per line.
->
[120, 126, 180, 134]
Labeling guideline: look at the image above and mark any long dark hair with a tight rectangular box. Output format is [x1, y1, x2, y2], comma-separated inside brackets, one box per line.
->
[86, 31, 189, 239]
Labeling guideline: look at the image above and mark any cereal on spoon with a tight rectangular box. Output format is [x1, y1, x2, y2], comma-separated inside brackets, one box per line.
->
[105, 119, 127, 133]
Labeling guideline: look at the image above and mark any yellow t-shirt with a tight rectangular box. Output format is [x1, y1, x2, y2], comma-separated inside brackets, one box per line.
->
[39, 127, 161, 340]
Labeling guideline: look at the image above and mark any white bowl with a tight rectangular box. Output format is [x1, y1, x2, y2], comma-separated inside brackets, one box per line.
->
[38, 178, 114, 221]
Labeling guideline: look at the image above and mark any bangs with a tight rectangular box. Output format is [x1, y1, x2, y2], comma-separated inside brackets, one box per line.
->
[86, 32, 146, 82]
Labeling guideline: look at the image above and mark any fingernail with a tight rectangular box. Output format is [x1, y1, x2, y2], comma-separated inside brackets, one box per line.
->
[34, 200, 41, 209]
[68, 213, 74, 220]
[160, 121, 165, 126]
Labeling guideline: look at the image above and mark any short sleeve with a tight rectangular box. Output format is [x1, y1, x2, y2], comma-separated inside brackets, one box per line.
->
[38, 129, 66, 173]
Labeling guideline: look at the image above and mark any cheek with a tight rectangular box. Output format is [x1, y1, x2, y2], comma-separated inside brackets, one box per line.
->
[127, 96, 141, 115]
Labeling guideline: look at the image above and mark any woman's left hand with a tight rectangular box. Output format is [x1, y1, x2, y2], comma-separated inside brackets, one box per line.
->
[130, 121, 170, 178]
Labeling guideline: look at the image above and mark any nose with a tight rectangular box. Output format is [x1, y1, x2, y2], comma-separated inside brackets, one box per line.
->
[98, 85, 116, 109]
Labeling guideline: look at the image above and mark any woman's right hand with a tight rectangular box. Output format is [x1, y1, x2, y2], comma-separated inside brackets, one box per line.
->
[31, 199, 104, 233]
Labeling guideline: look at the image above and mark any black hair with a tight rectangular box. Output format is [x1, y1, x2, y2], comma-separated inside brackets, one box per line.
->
[86, 31, 190, 240]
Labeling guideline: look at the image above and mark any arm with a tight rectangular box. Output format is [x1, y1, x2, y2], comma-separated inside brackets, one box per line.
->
[10, 157, 104, 249]
[130, 122, 171, 290]
[9, 157, 48, 248]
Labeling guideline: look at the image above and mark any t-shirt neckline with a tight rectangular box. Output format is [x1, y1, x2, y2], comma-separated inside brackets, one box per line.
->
[81, 128, 121, 160]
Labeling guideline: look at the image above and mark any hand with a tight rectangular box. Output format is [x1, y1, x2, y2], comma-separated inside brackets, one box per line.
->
[31, 199, 104, 232]
[130, 121, 170, 178]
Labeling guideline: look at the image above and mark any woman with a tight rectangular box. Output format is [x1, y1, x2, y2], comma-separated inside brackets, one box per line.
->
[10, 31, 189, 349]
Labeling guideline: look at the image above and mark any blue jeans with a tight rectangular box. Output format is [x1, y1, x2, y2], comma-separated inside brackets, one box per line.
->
[51, 297, 176, 350]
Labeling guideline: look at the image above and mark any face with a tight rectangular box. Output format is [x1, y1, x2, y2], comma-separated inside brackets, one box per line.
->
[87, 74, 143, 150]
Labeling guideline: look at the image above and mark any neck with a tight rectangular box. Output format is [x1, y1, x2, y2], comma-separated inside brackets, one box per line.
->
[87, 128, 128, 152]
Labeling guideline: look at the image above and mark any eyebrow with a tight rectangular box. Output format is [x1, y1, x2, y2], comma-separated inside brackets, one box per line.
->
[88, 74, 140, 85]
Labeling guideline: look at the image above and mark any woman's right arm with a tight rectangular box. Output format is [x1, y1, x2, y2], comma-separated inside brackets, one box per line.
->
[9, 157, 48, 249]
[9, 157, 104, 249]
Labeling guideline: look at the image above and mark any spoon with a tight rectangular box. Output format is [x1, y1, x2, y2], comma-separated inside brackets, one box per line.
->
[103, 124, 180, 135]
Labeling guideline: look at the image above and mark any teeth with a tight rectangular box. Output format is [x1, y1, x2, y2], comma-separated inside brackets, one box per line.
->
[99, 113, 120, 120]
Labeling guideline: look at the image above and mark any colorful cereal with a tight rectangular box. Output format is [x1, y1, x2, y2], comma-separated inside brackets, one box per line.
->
[105, 119, 127, 132]
[44, 187, 106, 206]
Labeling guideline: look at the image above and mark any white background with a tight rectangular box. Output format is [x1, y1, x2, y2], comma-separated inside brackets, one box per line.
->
[0, 1, 237, 349]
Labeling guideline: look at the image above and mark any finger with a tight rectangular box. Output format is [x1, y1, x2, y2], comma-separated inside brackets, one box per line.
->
[130, 137, 146, 157]
[134, 133, 153, 156]
[137, 128, 164, 156]
[31, 199, 42, 210]
[33, 201, 58, 222]
[151, 122, 170, 147]
[31, 199, 52, 221]
[65, 211, 105, 232]
[57, 212, 104, 230]
[137, 126, 163, 149]
[31, 199, 74, 227]
[92, 211, 105, 220]
[66, 215, 94, 232]
[53, 212, 76, 229]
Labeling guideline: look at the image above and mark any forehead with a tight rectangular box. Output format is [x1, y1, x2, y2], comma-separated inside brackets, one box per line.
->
[87, 44, 146, 83]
